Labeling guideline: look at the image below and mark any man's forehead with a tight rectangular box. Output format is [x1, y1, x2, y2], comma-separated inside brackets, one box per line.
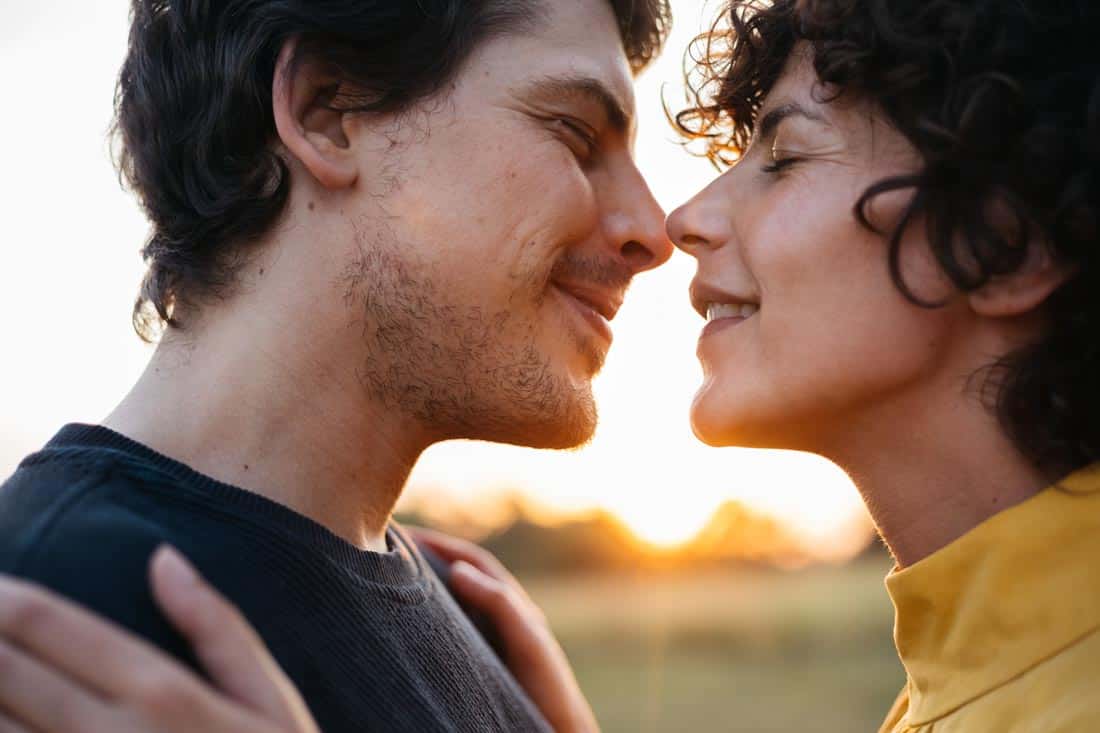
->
[463, 0, 638, 128]
[525, 0, 637, 111]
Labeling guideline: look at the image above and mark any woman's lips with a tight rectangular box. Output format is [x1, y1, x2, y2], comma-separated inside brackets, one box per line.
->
[699, 313, 752, 341]
[695, 295, 760, 346]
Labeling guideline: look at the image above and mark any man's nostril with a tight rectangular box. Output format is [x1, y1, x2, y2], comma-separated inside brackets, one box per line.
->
[621, 241, 654, 270]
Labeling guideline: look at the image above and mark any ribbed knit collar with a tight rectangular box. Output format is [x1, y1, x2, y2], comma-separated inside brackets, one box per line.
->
[39, 423, 428, 596]
[885, 462, 1100, 725]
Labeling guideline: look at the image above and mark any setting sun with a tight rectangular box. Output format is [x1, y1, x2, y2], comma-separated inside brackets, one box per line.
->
[613, 501, 716, 547]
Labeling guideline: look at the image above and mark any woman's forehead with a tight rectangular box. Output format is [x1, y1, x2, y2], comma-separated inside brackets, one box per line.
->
[757, 51, 918, 166]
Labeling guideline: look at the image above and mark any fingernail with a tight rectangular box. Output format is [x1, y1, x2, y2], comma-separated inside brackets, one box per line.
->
[155, 545, 198, 588]
[451, 561, 480, 583]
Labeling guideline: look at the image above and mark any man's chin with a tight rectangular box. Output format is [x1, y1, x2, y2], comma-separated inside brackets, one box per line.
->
[541, 384, 598, 449]
[484, 395, 598, 450]
[529, 419, 597, 450]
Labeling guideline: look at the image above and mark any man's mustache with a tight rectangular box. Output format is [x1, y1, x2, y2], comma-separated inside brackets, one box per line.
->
[549, 254, 634, 291]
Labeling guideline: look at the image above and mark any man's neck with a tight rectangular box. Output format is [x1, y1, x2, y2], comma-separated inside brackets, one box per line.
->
[104, 320, 430, 553]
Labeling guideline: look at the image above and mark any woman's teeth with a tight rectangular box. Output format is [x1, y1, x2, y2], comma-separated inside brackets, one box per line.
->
[706, 303, 759, 321]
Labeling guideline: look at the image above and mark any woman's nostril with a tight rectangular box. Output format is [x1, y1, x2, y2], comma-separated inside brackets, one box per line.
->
[678, 234, 709, 248]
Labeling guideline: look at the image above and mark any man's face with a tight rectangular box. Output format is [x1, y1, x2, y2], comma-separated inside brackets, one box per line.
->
[335, 0, 671, 448]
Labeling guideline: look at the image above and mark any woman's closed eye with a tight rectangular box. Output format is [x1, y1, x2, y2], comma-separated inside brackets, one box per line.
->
[762, 141, 803, 174]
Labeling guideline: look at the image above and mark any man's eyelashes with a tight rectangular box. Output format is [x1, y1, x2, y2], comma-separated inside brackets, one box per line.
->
[552, 117, 597, 160]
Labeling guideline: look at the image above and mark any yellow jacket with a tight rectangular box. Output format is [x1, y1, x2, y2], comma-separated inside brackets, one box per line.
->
[879, 463, 1100, 732]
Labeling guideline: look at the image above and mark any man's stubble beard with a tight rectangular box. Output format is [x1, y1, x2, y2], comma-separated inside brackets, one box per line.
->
[341, 221, 598, 449]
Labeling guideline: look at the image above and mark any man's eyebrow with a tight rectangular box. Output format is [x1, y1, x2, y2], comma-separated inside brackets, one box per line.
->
[518, 74, 632, 133]
[756, 102, 828, 141]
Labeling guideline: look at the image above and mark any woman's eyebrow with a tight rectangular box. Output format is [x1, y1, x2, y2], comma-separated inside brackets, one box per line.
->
[756, 102, 828, 141]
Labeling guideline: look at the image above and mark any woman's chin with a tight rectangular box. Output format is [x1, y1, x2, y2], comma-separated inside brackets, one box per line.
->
[690, 387, 747, 447]
[690, 385, 793, 450]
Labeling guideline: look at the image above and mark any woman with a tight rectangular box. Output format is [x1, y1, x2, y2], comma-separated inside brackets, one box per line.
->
[0, 0, 1096, 731]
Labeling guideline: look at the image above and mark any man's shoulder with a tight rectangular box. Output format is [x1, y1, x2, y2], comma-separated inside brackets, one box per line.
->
[0, 441, 199, 568]
[0, 443, 216, 664]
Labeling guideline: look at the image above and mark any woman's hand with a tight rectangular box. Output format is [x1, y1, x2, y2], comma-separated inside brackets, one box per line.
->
[408, 527, 600, 733]
[0, 546, 320, 733]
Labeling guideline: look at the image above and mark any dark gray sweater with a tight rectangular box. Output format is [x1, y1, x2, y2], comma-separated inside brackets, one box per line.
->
[0, 424, 551, 733]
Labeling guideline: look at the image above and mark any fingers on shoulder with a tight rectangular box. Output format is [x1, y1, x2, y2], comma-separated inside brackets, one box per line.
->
[0, 578, 64, 638]
[451, 562, 525, 620]
[119, 669, 271, 733]
[150, 547, 260, 649]
[128, 667, 212, 721]
[412, 528, 513, 580]
[0, 635, 115, 733]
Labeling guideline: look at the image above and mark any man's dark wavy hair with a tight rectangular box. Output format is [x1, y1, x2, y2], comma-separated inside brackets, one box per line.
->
[676, 0, 1100, 476]
[115, 0, 670, 342]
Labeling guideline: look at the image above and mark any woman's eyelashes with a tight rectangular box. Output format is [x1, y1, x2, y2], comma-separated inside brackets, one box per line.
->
[761, 139, 802, 174]
[761, 155, 801, 174]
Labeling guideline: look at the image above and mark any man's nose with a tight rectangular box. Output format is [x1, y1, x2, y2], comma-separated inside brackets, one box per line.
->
[601, 162, 674, 275]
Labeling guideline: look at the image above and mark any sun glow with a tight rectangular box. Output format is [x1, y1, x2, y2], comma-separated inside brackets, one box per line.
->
[613, 501, 717, 548]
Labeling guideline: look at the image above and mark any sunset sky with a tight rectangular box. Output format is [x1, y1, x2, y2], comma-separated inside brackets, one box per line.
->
[0, 1, 873, 559]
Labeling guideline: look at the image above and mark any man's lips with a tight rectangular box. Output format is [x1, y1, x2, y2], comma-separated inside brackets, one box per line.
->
[552, 281, 624, 345]
[552, 281, 623, 322]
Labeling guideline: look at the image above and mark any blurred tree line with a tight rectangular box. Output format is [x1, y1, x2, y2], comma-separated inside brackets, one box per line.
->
[397, 497, 885, 576]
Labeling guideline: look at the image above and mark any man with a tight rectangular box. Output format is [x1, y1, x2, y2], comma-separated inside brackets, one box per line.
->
[0, 0, 671, 731]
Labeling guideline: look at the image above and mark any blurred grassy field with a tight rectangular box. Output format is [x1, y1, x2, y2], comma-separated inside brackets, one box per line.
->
[521, 557, 904, 733]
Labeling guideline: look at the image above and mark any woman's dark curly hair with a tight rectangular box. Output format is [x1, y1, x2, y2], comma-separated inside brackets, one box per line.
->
[115, 0, 670, 342]
[676, 0, 1100, 477]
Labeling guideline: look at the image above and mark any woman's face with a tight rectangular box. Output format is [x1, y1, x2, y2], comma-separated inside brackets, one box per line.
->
[668, 50, 968, 452]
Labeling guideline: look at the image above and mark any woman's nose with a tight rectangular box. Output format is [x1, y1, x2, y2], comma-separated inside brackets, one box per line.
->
[666, 183, 733, 257]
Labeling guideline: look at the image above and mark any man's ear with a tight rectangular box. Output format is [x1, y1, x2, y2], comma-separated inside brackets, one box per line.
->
[272, 40, 358, 190]
[968, 241, 1073, 318]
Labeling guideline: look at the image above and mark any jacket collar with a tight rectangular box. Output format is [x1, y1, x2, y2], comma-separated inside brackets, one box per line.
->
[886, 463, 1100, 725]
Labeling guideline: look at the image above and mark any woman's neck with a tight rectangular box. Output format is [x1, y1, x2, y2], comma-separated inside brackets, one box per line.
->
[827, 389, 1050, 568]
